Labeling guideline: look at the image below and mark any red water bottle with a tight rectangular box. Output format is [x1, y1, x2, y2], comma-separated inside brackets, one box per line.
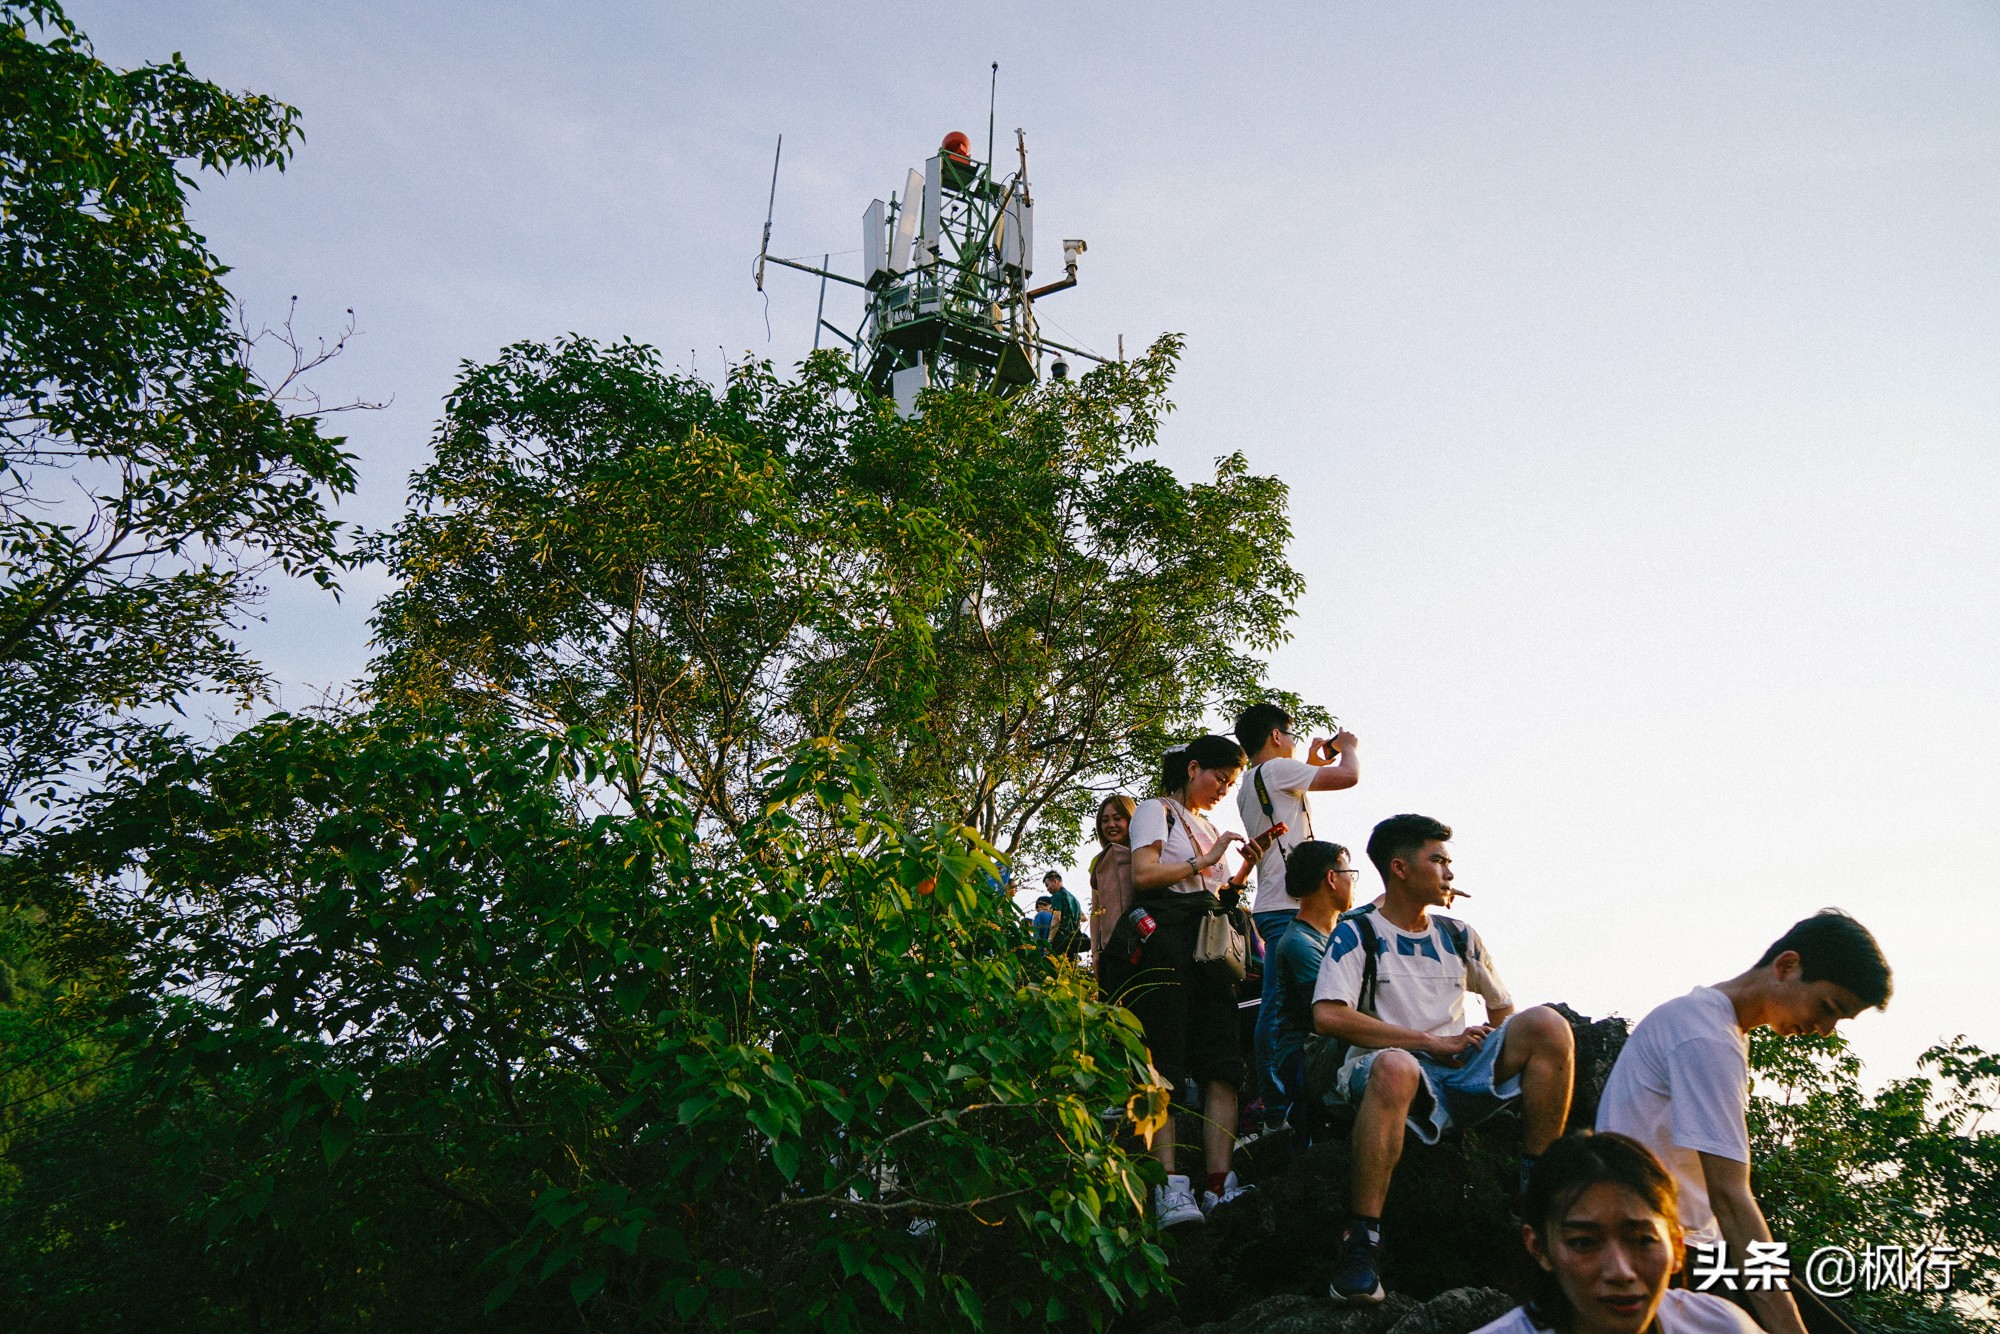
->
[1126, 906, 1157, 965]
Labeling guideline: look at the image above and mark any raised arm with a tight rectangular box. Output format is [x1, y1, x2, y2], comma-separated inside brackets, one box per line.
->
[1308, 730, 1360, 791]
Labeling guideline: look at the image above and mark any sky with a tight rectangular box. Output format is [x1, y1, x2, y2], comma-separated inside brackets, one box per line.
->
[67, 1, 2000, 1086]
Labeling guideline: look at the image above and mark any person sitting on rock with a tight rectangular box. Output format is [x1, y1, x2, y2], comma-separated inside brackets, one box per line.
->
[1313, 813, 1577, 1305]
[1262, 838, 1358, 1144]
[1472, 1129, 1757, 1334]
[1596, 910, 1889, 1334]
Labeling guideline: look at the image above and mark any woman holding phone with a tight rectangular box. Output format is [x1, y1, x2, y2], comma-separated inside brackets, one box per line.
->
[1124, 734, 1284, 1227]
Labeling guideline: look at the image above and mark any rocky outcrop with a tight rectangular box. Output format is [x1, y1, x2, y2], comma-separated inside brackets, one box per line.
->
[1118, 1006, 1629, 1334]
[1140, 1287, 1517, 1334]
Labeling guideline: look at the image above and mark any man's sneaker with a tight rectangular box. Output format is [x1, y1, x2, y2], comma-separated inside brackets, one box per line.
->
[1152, 1174, 1204, 1229]
[1200, 1171, 1255, 1216]
[1328, 1224, 1386, 1304]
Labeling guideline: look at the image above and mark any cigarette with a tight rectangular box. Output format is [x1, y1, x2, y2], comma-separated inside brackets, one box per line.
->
[1448, 889, 1472, 900]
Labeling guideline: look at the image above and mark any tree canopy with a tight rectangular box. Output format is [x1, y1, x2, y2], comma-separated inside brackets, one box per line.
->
[0, 0, 355, 836]
[369, 335, 1324, 865]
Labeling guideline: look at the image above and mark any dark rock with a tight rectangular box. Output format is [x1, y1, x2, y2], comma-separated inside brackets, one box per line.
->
[1115, 1007, 1628, 1334]
[1383, 1287, 1516, 1334]
[1552, 1002, 1630, 1133]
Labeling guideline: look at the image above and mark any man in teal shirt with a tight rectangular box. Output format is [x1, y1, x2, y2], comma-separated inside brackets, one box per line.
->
[1042, 871, 1085, 958]
[1265, 840, 1358, 1139]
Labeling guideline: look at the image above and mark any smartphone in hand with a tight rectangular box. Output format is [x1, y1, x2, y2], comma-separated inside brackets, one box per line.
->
[1243, 820, 1288, 862]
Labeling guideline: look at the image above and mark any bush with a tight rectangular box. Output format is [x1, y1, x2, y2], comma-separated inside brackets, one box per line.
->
[2, 711, 1170, 1330]
[1750, 1029, 2000, 1332]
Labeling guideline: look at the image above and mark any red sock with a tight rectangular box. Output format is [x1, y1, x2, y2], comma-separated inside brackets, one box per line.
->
[1207, 1171, 1229, 1197]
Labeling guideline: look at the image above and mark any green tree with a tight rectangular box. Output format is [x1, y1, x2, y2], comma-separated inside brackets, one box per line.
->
[2, 711, 1170, 1331]
[0, 1, 356, 835]
[368, 336, 1321, 864]
[1750, 1030, 2000, 1332]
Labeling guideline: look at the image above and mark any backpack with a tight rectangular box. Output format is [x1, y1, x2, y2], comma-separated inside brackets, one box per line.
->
[1303, 906, 1473, 1109]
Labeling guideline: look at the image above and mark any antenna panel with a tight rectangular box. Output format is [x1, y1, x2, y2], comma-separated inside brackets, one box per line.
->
[888, 169, 922, 273]
[863, 199, 888, 286]
[891, 359, 929, 418]
[1001, 195, 1033, 277]
[921, 156, 943, 261]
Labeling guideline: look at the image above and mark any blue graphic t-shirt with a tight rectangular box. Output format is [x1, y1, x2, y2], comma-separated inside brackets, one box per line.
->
[1312, 905, 1513, 1053]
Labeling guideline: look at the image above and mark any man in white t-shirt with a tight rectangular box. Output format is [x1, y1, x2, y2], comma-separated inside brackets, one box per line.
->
[1312, 813, 1577, 1306]
[1597, 910, 1891, 1334]
[1232, 702, 1360, 1116]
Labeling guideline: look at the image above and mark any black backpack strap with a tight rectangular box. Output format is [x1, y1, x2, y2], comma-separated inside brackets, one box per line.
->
[1355, 913, 1381, 1017]
[1443, 917, 1474, 988]
[1250, 765, 1288, 864]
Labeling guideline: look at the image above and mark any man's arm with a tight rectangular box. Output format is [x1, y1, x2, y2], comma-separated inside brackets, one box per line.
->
[1313, 1000, 1483, 1060]
[1307, 731, 1360, 791]
[1700, 1151, 1809, 1334]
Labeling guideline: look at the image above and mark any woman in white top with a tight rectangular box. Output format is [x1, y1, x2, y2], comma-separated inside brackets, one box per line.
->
[1125, 734, 1260, 1228]
[1473, 1131, 1759, 1334]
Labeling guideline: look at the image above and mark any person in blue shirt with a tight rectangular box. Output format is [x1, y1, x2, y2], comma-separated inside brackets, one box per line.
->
[1264, 839, 1358, 1142]
[1032, 895, 1054, 947]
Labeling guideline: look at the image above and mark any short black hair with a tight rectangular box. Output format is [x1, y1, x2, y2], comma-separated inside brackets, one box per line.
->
[1233, 702, 1292, 754]
[1755, 909, 1892, 1009]
[1285, 840, 1350, 900]
[1157, 735, 1246, 796]
[1034, 895, 1051, 908]
[1042, 871, 1063, 885]
[1366, 813, 1452, 882]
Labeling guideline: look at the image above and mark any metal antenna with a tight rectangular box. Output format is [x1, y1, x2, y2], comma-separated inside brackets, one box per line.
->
[812, 253, 829, 350]
[986, 63, 998, 188]
[756, 134, 782, 291]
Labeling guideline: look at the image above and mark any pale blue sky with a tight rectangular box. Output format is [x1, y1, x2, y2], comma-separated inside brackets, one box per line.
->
[70, 2, 2000, 1083]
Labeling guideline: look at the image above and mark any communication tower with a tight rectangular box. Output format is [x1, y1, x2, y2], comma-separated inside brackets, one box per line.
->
[756, 109, 1103, 415]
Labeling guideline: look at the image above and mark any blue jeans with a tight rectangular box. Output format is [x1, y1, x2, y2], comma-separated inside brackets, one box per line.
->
[1251, 910, 1296, 1106]
[1342, 1015, 1523, 1145]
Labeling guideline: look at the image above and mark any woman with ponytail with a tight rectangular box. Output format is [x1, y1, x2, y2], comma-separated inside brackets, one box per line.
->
[1123, 734, 1274, 1228]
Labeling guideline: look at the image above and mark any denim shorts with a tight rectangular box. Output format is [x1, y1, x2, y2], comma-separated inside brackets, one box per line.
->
[1342, 1015, 1522, 1145]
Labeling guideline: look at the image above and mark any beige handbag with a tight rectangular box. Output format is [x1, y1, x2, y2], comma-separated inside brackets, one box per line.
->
[1193, 907, 1248, 983]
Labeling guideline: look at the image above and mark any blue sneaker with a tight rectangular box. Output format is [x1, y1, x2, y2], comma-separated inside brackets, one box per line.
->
[1328, 1224, 1385, 1304]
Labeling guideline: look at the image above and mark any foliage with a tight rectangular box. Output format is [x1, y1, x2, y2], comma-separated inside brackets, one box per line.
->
[0, 1, 356, 837]
[1, 710, 1171, 1331]
[1749, 1029, 2000, 1332]
[368, 336, 1321, 865]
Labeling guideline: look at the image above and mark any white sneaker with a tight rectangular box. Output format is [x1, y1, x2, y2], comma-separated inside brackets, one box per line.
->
[1153, 1174, 1204, 1229]
[1200, 1170, 1254, 1215]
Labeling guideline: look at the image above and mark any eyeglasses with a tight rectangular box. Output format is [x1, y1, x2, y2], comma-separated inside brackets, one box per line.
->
[1332, 866, 1358, 876]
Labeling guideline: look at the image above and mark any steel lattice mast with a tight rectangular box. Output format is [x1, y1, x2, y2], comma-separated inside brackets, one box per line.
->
[757, 122, 1101, 415]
